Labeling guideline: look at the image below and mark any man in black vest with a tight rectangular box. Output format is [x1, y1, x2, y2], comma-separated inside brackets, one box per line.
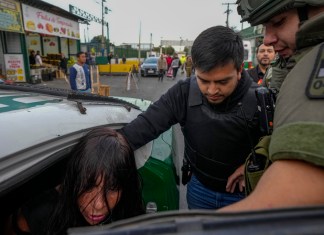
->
[119, 26, 261, 209]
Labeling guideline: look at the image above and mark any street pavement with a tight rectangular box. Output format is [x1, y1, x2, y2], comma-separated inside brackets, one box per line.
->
[40, 72, 186, 102]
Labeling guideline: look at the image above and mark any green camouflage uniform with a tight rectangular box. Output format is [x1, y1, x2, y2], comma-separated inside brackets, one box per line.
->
[269, 13, 324, 165]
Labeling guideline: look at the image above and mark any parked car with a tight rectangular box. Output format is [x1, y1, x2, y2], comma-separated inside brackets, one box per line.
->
[140, 57, 159, 77]
[0, 84, 179, 234]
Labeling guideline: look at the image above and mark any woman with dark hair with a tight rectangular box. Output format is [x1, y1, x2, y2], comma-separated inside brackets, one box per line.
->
[10, 127, 145, 235]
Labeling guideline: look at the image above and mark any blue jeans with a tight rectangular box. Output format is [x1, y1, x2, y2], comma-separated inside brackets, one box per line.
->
[187, 174, 245, 209]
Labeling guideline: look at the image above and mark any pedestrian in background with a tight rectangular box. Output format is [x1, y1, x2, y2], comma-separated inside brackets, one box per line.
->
[69, 51, 91, 93]
[170, 53, 181, 79]
[29, 50, 36, 67]
[115, 54, 119, 64]
[166, 54, 172, 69]
[35, 51, 43, 66]
[107, 52, 113, 64]
[122, 54, 127, 64]
[180, 55, 186, 74]
[157, 53, 167, 82]
[247, 43, 275, 85]
[59, 53, 68, 75]
[184, 55, 194, 79]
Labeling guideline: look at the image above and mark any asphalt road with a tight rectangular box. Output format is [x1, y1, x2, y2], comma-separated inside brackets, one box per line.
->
[41, 72, 188, 209]
[41, 72, 182, 102]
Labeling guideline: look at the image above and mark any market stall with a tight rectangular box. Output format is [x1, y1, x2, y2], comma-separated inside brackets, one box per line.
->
[21, 2, 82, 82]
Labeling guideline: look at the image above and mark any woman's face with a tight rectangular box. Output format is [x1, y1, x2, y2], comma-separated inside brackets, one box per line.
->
[78, 179, 121, 225]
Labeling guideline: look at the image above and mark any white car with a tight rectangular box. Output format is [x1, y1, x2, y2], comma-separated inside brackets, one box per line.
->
[0, 84, 179, 234]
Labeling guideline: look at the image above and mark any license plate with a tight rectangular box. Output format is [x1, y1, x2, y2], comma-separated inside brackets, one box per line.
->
[148, 69, 154, 74]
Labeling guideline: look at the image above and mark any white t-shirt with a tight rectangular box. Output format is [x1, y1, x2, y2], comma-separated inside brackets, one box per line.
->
[35, 55, 42, 65]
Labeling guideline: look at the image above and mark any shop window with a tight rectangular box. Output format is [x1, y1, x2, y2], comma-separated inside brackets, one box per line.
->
[69, 39, 78, 56]
[43, 36, 58, 55]
[5, 32, 21, 53]
[60, 38, 69, 58]
[26, 33, 41, 53]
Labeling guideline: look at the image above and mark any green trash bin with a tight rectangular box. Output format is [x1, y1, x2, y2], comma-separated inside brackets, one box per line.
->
[137, 128, 179, 212]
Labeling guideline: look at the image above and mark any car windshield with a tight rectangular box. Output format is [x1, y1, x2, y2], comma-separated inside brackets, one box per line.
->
[144, 58, 158, 64]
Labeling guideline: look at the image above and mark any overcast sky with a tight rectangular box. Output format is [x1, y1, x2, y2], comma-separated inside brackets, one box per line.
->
[42, 0, 249, 46]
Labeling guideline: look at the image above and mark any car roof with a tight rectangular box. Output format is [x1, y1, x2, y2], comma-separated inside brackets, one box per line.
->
[0, 85, 148, 158]
[0, 84, 152, 195]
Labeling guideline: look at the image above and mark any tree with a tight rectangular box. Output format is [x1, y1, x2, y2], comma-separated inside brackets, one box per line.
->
[164, 46, 175, 55]
[90, 35, 114, 47]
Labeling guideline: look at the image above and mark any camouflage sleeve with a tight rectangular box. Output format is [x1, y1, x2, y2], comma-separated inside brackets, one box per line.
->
[269, 43, 324, 166]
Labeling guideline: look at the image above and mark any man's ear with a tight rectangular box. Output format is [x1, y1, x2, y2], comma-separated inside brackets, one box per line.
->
[240, 63, 244, 73]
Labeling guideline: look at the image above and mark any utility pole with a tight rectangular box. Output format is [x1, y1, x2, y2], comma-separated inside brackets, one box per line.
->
[106, 22, 109, 54]
[101, 0, 106, 56]
[150, 33, 152, 55]
[138, 21, 141, 64]
[222, 2, 236, 28]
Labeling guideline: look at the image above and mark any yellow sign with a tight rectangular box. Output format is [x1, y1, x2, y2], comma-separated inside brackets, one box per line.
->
[4, 54, 26, 82]
[0, 0, 24, 33]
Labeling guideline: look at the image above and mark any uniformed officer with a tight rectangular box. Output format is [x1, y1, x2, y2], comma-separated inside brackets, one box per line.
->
[120, 26, 261, 209]
[222, 0, 324, 211]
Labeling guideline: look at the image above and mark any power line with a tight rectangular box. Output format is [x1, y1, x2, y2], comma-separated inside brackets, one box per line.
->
[222, 2, 236, 28]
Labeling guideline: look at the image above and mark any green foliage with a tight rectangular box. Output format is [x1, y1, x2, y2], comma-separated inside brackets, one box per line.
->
[164, 46, 175, 55]
[67, 56, 76, 66]
[183, 46, 189, 54]
[90, 35, 114, 46]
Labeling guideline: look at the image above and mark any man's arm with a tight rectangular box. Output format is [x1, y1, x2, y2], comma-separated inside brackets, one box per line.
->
[69, 67, 77, 90]
[220, 159, 324, 212]
[120, 81, 188, 150]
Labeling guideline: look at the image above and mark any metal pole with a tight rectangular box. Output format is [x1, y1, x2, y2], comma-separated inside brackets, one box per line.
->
[150, 33, 152, 55]
[106, 22, 109, 54]
[222, 2, 235, 28]
[101, 0, 105, 56]
[138, 21, 141, 64]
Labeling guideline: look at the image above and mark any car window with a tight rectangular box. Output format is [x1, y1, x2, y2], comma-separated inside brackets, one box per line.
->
[144, 58, 158, 64]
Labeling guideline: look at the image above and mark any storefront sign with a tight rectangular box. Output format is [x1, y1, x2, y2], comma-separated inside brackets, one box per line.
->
[22, 4, 80, 40]
[4, 54, 26, 82]
[0, 0, 24, 33]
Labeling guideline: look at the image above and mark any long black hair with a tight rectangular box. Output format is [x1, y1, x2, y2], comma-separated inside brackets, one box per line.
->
[47, 127, 145, 234]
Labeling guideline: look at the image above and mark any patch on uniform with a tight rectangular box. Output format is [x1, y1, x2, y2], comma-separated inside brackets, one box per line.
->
[306, 43, 324, 99]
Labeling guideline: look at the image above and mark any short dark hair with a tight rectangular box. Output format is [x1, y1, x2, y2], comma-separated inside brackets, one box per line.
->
[77, 51, 86, 58]
[255, 42, 274, 53]
[191, 26, 244, 72]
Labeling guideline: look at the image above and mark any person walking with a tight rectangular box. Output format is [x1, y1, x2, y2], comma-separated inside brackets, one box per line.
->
[166, 54, 172, 69]
[157, 54, 167, 82]
[170, 53, 181, 79]
[184, 55, 194, 79]
[122, 54, 127, 64]
[180, 55, 187, 74]
[107, 52, 113, 64]
[69, 51, 92, 93]
[119, 26, 262, 210]
[59, 53, 68, 75]
[220, 0, 324, 212]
